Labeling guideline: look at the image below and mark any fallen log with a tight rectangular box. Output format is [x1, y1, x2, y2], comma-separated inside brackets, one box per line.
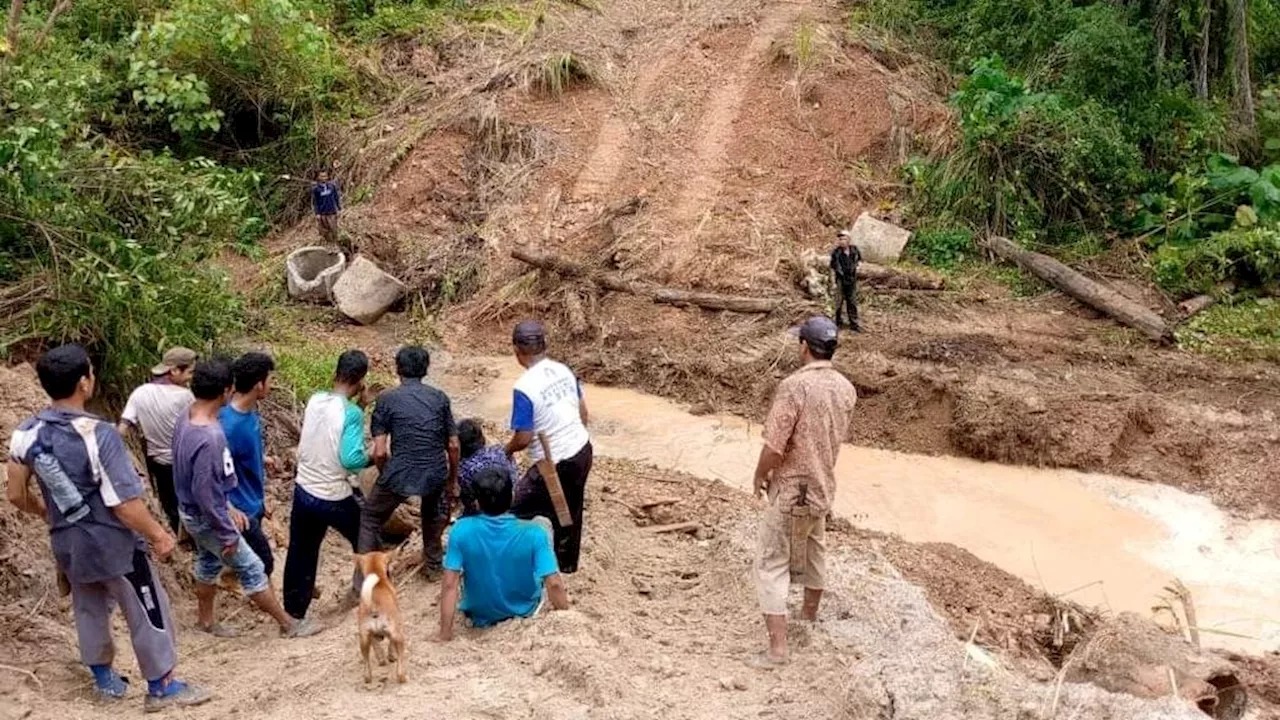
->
[1177, 282, 1236, 320]
[980, 236, 1173, 343]
[856, 262, 946, 290]
[801, 253, 945, 290]
[513, 248, 799, 315]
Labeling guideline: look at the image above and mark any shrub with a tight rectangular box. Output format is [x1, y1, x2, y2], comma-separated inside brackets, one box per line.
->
[1154, 227, 1280, 294]
[908, 228, 976, 270]
[0, 48, 254, 390]
[909, 58, 1145, 240]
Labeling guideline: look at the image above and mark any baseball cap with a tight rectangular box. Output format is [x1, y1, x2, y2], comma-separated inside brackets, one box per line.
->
[150, 347, 198, 376]
[789, 316, 839, 349]
[512, 320, 546, 346]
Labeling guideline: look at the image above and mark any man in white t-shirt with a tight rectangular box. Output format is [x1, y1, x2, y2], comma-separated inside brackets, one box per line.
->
[119, 347, 197, 533]
[504, 320, 592, 574]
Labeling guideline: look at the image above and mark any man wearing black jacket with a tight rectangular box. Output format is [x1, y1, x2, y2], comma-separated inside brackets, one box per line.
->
[829, 230, 862, 332]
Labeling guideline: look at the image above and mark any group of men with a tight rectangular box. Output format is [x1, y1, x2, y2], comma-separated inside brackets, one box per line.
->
[6, 286, 860, 709]
[5, 320, 594, 711]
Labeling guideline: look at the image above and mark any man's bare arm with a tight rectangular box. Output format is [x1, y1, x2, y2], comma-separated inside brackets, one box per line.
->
[578, 398, 589, 428]
[438, 569, 461, 641]
[446, 435, 460, 494]
[372, 435, 390, 470]
[752, 446, 785, 499]
[6, 461, 46, 518]
[505, 430, 533, 457]
[112, 499, 176, 561]
[544, 573, 570, 610]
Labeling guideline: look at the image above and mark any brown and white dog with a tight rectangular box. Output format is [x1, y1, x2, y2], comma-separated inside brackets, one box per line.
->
[355, 552, 406, 684]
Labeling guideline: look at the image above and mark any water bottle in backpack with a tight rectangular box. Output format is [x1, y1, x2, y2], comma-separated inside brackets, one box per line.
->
[32, 451, 90, 523]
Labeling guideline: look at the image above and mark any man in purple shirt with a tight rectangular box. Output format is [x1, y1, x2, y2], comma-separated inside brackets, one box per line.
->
[172, 359, 318, 639]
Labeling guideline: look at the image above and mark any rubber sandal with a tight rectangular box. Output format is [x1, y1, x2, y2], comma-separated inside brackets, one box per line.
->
[198, 622, 240, 638]
[144, 680, 212, 713]
[93, 671, 129, 700]
[744, 652, 789, 670]
[283, 617, 322, 638]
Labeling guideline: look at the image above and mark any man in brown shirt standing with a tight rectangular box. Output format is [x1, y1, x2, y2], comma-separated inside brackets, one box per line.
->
[751, 316, 857, 666]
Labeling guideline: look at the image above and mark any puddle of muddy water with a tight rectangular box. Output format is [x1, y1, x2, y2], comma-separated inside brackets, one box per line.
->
[440, 356, 1280, 653]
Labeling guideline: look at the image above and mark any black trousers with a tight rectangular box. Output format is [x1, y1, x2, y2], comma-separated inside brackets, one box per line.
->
[357, 482, 447, 571]
[282, 486, 361, 619]
[242, 514, 275, 579]
[834, 279, 859, 328]
[144, 457, 180, 535]
[513, 442, 593, 574]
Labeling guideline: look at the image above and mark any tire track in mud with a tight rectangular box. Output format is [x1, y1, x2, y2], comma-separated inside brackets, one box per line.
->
[664, 1, 806, 269]
[570, 43, 684, 200]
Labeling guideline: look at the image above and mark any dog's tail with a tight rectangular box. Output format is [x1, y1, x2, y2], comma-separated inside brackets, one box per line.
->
[360, 572, 380, 606]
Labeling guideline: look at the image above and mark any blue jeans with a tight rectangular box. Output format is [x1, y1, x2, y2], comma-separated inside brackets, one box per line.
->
[180, 513, 270, 595]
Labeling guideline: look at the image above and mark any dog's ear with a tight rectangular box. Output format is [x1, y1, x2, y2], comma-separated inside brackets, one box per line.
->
[353, 553, 367, 573]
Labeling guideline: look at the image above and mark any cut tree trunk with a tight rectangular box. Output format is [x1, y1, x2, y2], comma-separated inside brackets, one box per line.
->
[1176, 282, 1236, 319]
[513, 248, 799, 315]
[980, 236, 1173, 343]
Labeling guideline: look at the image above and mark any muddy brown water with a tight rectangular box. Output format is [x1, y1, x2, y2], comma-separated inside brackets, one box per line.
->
[443, 356, 1280, 654]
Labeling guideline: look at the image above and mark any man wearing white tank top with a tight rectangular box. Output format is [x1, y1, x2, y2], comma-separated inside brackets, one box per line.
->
[504, 320, 593, 573]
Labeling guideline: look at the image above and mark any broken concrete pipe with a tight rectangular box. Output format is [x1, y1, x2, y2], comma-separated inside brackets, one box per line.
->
[332, 255, 408, 326]
[286, 246, 347, 303]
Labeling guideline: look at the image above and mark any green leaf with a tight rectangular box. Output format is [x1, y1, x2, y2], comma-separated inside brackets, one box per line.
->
[1235, 204, 1259, 228]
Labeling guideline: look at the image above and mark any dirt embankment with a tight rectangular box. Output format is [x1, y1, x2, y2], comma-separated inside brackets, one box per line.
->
[261, 0, 1280, 523]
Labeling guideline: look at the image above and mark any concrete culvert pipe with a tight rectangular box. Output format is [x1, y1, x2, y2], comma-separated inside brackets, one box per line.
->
[1063, 613, 1247, 720]
[286, 246, 346, 303]
[1198, 673, 1247, 720]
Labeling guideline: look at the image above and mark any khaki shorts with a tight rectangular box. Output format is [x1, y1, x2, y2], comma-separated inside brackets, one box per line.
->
[754, 487, 826, 616]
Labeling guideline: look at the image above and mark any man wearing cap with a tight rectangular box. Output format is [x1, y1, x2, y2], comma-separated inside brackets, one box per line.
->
[504, 320, 593, 574]
[119, 347, 198, 534]
[750, 316, 857, 667]
[830, 230, 862, 332]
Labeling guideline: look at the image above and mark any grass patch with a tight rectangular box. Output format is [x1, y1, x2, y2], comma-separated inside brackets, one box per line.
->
[988, 265, 1052, 298]
[520, 52, 595, 95]
[1176, 298, 1280, 361]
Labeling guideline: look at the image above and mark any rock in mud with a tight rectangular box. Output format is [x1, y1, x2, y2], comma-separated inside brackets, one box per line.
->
[332, 256, 407, 325]
[1063, 612, 1247, 719]
[285, 246, 346, 302]
[847, 212, 912, 264]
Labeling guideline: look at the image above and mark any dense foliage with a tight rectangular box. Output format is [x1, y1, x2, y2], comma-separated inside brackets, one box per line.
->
[0, 0, 477, 392]
[864, 0, 1280, 306]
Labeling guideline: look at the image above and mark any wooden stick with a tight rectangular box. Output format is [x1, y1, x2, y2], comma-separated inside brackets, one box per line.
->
[980, 236, 1173, 343]
[0, 663, 43, 689]
[639, 497, 680, 510]
[649, 521, 700, 534]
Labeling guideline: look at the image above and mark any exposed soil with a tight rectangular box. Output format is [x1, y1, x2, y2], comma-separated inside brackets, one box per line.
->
[8, 0, 1280, 716]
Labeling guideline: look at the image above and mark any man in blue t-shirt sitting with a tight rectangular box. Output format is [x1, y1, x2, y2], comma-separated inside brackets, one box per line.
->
[437, 467, 570, 639]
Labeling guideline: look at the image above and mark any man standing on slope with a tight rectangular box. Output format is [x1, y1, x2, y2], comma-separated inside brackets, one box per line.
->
[283, 350, 373, 620]
[750, 316, 857, 667]
[7, 345, 210, 711]
[505, 320, 593, 574]
[119, 347, 197, 534]
[172, 359, 317, 639]
[359, 346, 459, 578]
[312, 168, 346, 255]
[219, 352, 277, 580]
[830, 229, 862, 332]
